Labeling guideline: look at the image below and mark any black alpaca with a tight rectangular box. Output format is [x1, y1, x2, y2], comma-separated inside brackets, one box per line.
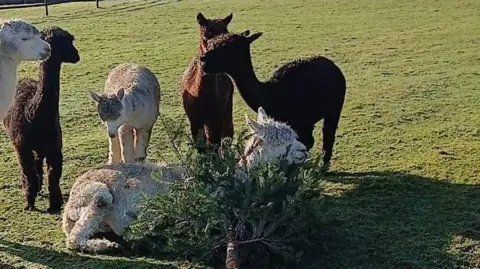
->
[3, 26, 80, 212]
[200, 31, 346, 169]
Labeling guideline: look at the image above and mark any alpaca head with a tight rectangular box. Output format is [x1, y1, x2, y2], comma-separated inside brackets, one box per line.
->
[0, 19, 51, 62]
[242, 107, 308, 168]
[196, 12, 233, 44]
[41, 26, 79, 64]
[88, 89, 127, 138]
[199, 30, 263, 74]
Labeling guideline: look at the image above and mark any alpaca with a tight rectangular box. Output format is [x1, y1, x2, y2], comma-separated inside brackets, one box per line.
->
[0, 19, 51, 120]
[3, 26, 80, 212]
[62, 107, 308, 253]
[89, 63, 161, 164]
[181, 12, 235, 147]
[199, 31, 347, 170]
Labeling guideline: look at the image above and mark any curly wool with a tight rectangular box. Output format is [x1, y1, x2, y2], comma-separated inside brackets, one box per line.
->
[62, 107, 308, 253]
[62, 162, 187, 253]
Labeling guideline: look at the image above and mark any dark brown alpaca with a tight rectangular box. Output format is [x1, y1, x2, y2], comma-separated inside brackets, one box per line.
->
[180, 12, 235, 147]
[200, 31, 347, 169]
[3, 26, 80, 212]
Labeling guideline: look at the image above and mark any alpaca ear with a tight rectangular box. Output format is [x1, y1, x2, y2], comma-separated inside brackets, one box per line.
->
[116, 88, 125, 101]
[197, 12, 208, 26]
[246, 114, 265, 136]
[0, 21, 9, 30]
[88, 91, 101, 103]
[222, 13, 233, 25]
[257, 107, 269, 123]
[248, 32, 263, 43]
[240, 30, 250, 37]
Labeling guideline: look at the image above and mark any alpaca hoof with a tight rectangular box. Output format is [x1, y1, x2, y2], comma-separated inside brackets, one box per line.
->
[46, 207, 62, 214]
[24, 205, 37, 211]
[47, 199, 63, 214]
[320, 162, 330, 174]
[135, 157, 146, 163]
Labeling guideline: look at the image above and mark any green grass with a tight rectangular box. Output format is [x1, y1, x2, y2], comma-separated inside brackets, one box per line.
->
[0, 0, 479, 268]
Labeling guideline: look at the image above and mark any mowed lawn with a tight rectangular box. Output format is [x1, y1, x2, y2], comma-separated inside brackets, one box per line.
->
[0, 0, 479, 268]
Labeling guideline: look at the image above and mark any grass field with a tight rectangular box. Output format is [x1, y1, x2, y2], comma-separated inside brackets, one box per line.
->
[0, 0, 479, 268]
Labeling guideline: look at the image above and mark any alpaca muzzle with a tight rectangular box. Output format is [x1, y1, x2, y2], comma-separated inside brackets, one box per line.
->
[40, 47, 51, 60]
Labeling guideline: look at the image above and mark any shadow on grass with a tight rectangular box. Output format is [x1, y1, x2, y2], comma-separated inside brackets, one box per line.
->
[312, 171, 480, 269]
[0, 239, 179, 269]
[0, 262, 18, 269]
[31, 0, 178, 25]
[2, 171, 478, 269]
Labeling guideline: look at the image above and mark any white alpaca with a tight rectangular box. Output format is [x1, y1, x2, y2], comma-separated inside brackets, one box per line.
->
[0, 19, 51, 120]
[89, 63, 161, 163]
[62, 107, 308, 253]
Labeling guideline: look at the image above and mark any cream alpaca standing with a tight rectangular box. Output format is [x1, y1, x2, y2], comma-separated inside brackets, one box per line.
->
[0, 19, 51, 120]
[62, 107, 308, 253]
[89, 63, 161, 163]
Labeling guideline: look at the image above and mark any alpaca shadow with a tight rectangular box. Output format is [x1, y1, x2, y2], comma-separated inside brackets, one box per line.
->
[310, 171, 480, 269]
[0, 239, 178, 268]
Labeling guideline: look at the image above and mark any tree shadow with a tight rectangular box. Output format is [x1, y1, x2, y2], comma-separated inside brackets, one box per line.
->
[0, 262, 18, 269]
[28, 0, 176, 25]
[0, 239, 179, 268]
[311, 171, 480, 269]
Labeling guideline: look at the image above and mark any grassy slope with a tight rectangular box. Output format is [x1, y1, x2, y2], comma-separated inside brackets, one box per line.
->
[0, 0, 479, 268]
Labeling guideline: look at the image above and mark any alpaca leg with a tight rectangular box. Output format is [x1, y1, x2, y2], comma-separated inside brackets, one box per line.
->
[66, 203, 118, 253]
[15, 145, 39, 210]
[322, 112, 342, 169]
[134, 128, 152, 163]
[190, 119, 206, 146]
[108, 136, 121, 164]
[183, 99, 205, 146]
[119, 125, 135, 163]
[204, 121, 222, 145]
[62, 215, 76, 237]
[66, 185, 117, 253]
[62, 182, 110, 237]
[45, 148, 63, 213]
[296, 126, 315, 151]
[222, 98, 234, 139]
[35, 152, 45, 194]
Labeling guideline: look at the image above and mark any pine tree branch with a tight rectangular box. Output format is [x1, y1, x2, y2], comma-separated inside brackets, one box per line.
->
[197, 239, 226, 262]
[158, 112, 188, 163]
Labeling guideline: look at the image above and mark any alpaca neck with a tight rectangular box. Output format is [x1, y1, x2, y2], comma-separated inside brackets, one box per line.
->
[228, 54, 267, 111]
[0, 52, 20, 119]
[35, 59, 62, 112]
[199, 39, 208, 54]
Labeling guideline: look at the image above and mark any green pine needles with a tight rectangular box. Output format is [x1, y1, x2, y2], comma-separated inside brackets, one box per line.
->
[125, 133, 325, 268]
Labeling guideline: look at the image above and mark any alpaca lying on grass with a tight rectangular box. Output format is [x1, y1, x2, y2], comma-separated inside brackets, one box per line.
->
[62, 107, 308, 253]
[0, 19, 51, 120]
[89, 63, 161, 163]
[3, 26, 80, 212]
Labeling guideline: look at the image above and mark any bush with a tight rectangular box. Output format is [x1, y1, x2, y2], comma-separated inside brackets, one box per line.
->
[125, 132, 325, 268]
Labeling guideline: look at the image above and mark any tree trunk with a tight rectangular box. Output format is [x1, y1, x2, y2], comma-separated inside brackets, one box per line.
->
[44, 0, 48, 16]
[225, 240, 239, 269]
